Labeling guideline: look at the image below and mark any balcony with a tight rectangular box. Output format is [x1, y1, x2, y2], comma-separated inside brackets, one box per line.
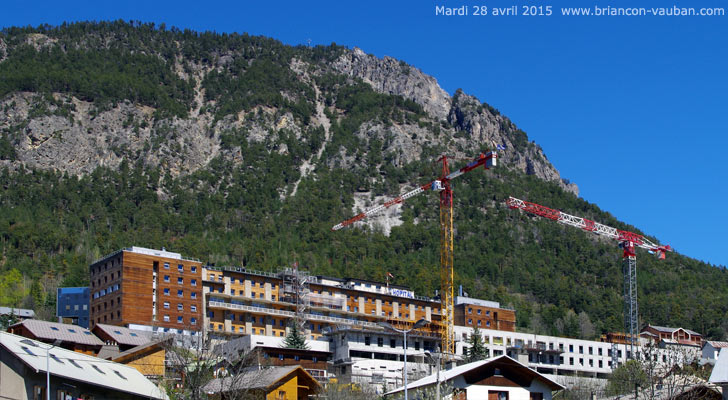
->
[207, 301, 380, 329]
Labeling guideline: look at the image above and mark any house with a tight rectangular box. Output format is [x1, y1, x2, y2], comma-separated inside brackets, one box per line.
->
[203, 365, 321, 399]
[703, 341, 728, 366]
[384, 355, 564, 400]
[710, 347, 728, 400]
[110, 337, 170, 378]
[641, 325, 703, 347]
[0, 331, 167, 400]
[0, 306, 35, 321]
[8, 319, 104, 355]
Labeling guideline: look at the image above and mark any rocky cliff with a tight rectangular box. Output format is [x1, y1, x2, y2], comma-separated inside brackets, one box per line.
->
[0, 23, 577, 196]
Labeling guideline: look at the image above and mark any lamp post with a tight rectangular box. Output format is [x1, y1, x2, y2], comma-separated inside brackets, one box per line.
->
[378, 318, 428, 400]
[20, 338, 62, 400]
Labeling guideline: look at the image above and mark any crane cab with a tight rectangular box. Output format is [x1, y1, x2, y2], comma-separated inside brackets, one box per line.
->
[431, 180, 445, 191]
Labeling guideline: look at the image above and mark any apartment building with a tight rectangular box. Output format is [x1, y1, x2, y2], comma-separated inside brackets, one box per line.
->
[202, 265, 445, 340]
[89, 247, 203, 333]
[57, 287, 90, 328]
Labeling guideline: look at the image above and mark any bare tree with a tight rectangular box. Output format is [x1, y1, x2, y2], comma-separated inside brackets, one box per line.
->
[161, 331, 256, 400]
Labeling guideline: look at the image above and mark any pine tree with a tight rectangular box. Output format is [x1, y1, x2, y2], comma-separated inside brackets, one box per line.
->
[283, 322, 309, 350]
[466, 326, 488, 363]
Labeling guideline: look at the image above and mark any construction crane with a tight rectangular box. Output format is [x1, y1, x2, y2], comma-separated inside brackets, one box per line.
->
[332, 151, 498, 356]
[506, 196, 672, 358]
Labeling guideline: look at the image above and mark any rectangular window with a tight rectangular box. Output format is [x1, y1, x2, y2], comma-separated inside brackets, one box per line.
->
[177, 316, 183, 324]
[164, 262, 170, 269]
[191, 266, 197, 273]
[598, 348, 603, 356]
[191, 305, 197, 312]
[177, 290, 183, 297]
[163, 315, 170, 322]
[191, 317, 197, 325]
[365, 337, 371, 346]
[390, 339, 396, 348]
[177, 303, 183, 311]
[377, 337, 383, 347]
[579, 346, 584, 354]
[163, 288, 170, 296]
[164, 275, 170, 282]
[191, 292, 197, 299]
[178, 277, 183, 285]
[178, 264, 184, 272]
[191, 279, 197, 287]
[589, 346, 593, 355]
[163, 302, 170, 309]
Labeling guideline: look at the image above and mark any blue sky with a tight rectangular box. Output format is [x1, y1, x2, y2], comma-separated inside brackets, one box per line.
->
[2, 0, 727, 267]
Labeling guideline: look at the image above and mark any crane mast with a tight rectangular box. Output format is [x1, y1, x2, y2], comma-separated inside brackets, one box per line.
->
[506, 196, 671, 358]
[333, 151, 497, 356]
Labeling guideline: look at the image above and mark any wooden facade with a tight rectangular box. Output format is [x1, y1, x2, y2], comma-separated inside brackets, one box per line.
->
[90, 248, 203, 332]
[455, 302, 516, 332]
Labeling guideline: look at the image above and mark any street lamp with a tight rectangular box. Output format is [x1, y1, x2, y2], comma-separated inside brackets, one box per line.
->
[20, 338, 62, 400]
[378, 318, 428, 400]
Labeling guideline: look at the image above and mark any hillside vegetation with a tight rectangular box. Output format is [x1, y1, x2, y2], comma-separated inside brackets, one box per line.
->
[0, 21, 726, 340]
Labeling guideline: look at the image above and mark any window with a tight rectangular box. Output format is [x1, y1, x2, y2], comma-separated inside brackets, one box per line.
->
[178, 277, 183, 285]
[92, 364, 106, 375]
[178, 264, 184, 272]
[178, 303, 183, 311]
[68, 329, 76, 333]
[191, 292, 197, 299]
[477, 320, 482, 326]
[488, 391, 508, 400]
[377, 337, 383, 347]
[163, 288, 170, 296]
[191, 305, 197, 312]
[164, 275, 170, 282]
[191, 279, 197, 287]
[598, 348, 603, 356]
[365, 337, 371, 346]
[178, 316, 183, 324]
[477, 309, 482, 315]
[130, 333, 138, 337]
[177, 290, 183, 297]
[589, 346, 593, 355]
[164, 302, 170, 309]
[164, 262, 170, 269]
[468, 307, 472, 314]
[486, 321, 491, 327]
[51, 326, 59, 331]
[579, 346, 584, 354]
[163, 315, 170, 322]
[191, 266, 197, 273]
[390, 339, 396, 348]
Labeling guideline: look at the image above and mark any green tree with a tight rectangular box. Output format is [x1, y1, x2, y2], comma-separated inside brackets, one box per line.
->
[0, 269, 26, 307]
[283, 322, 309, 350]
[606, 359, 647, 396]
[465, 326, 488, 363]
[0, 311, 19, 331]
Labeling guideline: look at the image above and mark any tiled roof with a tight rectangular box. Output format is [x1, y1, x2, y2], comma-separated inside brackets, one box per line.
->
[10, 319, 103, 346]
[0, 331, 167, 399]
[93, 324, 152, 347]
[0, 306, 35, 318]
[706, 341, 728, 349]
[646, 325, 702, 336]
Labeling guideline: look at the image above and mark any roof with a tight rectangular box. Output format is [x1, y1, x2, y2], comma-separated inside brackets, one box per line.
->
[711, 348, 728, 384]
[93, 324, 152, 347]
[112, 337, 171, 363]
[706, 341, 728, 349]
[0, 331, 167, 399]
[646, 325, 702, 336]
[0, 306, 35, 318]
[10, 319, 103, 346]
[385, 355, 564, 396]
[203, 365, 321, 393]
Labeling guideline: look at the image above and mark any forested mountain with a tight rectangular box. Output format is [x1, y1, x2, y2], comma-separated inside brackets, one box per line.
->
[0, 21, 726, 340]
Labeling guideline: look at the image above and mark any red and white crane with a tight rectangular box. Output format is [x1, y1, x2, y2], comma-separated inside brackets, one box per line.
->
[333, 151, 498, 356]
[506, 196, 672, 357]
